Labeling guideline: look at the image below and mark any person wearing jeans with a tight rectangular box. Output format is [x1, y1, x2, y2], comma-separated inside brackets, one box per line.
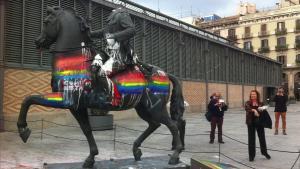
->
[208, 92, 227, 144]
[273, 87, 288, 135]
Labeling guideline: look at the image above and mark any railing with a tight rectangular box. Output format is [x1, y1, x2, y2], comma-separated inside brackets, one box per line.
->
[294, 26, 300, 33]
[275, 44, 289, 51]
[275, 28, 287, 36]
[227, 35, 237, 41]
[258, 31, 269, 37]
[243, 45, 253, 52]
[242, 33, 253, 39]
[258, 46, 270, 53]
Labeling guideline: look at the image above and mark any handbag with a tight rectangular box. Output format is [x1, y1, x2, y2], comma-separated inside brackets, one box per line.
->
[205, 111, 212, 122]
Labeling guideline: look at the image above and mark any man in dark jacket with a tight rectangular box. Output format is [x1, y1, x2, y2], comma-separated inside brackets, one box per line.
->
[208, 93, 228, 144]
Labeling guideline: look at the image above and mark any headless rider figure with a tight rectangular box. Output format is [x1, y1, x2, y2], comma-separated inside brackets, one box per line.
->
[90, 8, 135, 103]
[90, 8, 159, 107]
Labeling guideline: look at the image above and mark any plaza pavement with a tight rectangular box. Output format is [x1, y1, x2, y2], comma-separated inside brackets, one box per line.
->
[1, 103, 300, 169]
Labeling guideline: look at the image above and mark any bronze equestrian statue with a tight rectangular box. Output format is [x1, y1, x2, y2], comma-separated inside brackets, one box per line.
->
[17, 6, 185, 169]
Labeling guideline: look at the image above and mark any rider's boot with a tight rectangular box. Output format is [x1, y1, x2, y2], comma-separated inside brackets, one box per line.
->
[98, 75, 112, 106]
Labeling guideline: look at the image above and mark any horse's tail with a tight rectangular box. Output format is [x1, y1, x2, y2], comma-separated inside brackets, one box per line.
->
[168, 74, 186, 147]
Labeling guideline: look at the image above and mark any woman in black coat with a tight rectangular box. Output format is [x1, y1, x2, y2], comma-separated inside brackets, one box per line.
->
[208, 92, 227, 144]
[245, 90, 271, 161]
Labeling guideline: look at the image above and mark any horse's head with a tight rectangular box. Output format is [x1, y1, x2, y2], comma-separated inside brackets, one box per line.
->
[35, 6, 62, 49]
[35, 6, 91, 51]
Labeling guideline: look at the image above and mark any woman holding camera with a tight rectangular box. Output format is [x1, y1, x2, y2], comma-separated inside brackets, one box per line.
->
[245, 90, 271, 161]
[208, 92, 228, 144]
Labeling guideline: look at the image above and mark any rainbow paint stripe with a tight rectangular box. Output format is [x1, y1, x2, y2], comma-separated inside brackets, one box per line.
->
[45, 93, 64, 102]
[116, 71, 147, 94]
[40, 92, 66, 108]
[54, 55, 91, 80]
[197, 160, 232, 169]
[148, 75, 169, 94]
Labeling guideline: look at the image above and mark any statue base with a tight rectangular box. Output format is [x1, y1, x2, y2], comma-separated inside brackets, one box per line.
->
[43, 156, 189, 169]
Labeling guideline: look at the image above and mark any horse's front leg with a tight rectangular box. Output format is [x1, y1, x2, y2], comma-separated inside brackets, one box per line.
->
[70, 108, 98, 169]
[17, 95, 62, 143]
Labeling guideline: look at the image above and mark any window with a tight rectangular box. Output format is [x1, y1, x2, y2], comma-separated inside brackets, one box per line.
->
[277, 55, 286, 65]
[277, 37, 286, 46]
[296, 35, 300, 43]
[261, 24, 267, 32]
[228, 29, 236, 37]
[261, 39, 268, 48]
[277, 22, 285, 30]
[245, 27, 251, 34]
[296, 19, 300, 30]
[296, 54, 300, 62]
[244, 41, 252, 50]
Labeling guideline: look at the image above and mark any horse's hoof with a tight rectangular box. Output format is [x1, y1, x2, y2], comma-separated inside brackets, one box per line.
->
[133, 148, 142, 161]
[18, 127, 31, 143]
[168, 156, 179, 165]
[82, 158, 95, 169]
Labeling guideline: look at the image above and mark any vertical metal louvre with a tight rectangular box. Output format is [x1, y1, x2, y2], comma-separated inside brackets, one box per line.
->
[5, 0, 23, 64]
[133, 17, 143, 61]
[23, 0, 42, 66]
[159, 27, 167, 70]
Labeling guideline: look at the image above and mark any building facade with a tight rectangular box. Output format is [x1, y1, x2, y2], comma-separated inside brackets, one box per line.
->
[197, 0, 300, 100]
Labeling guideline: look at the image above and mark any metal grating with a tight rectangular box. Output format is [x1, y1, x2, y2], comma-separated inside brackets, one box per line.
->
[4, 0, 23, 64]
[23, 0, 42, 66]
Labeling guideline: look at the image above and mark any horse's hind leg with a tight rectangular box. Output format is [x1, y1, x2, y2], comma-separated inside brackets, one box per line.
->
[133, 106, 161, 161]
[70, 108, 98, 169]
[160, 108, 183, 165]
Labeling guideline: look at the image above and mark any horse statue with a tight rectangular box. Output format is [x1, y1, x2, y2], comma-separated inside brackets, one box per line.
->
[17, 6, 185, 168]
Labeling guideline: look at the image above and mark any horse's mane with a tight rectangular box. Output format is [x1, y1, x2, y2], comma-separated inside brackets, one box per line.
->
[63, 7, 90, 33]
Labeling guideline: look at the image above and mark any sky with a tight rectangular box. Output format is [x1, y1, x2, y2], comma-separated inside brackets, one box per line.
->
[130, 0, 279, 18]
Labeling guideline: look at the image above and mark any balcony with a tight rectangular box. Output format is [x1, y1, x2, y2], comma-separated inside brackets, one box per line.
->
[275, 44, 289, 51]
[242, 33, 253, 39]
[258, 46, 270, 53]
[244, 45, 253, 52]
[258, 31, 269, 37]
[295, 26, 300, 33]
[227, 35, 237, 41]
[275, 28, 287, 36]
[295, 42, 300, 50]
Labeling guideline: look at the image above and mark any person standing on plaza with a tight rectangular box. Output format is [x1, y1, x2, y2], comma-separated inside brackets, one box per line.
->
[245, 90, 271, 161]
[273, 87, 288, 135]
[208, 92, 227, 144]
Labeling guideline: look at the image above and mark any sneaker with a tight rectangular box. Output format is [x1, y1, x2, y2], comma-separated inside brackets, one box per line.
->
[274, 129, 278, 135]
[209, 140, 214, 144]
[283, 130, 287, 135]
